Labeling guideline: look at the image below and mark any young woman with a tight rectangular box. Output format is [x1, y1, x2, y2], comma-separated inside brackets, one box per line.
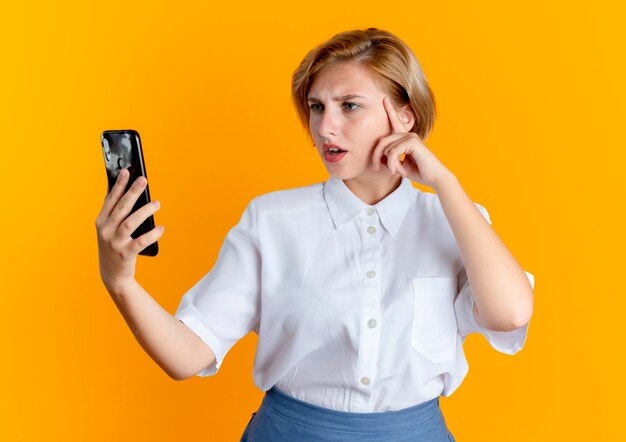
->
[96, 28, 534, 442]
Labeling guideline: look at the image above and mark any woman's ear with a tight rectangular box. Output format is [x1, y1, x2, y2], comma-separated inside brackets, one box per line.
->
[399, 105, 416, 131]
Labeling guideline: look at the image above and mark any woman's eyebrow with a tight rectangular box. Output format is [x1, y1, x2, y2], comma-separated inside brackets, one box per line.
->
[307, 94, 366, 102]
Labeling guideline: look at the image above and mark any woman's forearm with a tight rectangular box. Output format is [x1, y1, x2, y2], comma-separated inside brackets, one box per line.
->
[434, 173, 534, 331]
[106, 279, 215, 381]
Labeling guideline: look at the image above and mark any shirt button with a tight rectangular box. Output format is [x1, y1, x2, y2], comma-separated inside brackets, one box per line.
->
[367, 226, 376, 234]
[366, 207, 375, 216]
[367, 319, 377, 328]
[366, 270, 376, 279]
[360, 377, 371, 386]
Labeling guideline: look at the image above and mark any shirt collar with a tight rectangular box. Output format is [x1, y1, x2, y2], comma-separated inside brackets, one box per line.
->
[322, 176, 416, 238]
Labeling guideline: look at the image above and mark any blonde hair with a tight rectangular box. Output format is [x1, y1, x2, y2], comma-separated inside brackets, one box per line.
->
[292, 28, 437, 140]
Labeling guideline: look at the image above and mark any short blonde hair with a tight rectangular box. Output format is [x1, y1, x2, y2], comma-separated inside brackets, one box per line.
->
[292, 28, 437, 140]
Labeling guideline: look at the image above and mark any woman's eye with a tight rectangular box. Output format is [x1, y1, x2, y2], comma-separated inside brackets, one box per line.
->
[309, 102, 359, 113]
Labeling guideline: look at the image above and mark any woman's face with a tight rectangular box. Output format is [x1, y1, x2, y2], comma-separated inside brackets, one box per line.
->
[307, 61, 395, 181]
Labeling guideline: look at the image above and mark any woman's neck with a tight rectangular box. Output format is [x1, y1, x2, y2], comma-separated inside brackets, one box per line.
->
[342, 174, 403, 205]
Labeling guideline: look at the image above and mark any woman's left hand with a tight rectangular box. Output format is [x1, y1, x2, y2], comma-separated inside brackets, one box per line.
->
[372, 96, 453, 189]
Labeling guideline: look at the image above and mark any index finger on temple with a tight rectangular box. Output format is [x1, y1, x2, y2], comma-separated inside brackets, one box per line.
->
[383, 96, 406, 134]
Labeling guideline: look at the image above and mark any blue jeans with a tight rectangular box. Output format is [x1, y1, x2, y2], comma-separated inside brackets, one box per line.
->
[241, 386, 456, 441]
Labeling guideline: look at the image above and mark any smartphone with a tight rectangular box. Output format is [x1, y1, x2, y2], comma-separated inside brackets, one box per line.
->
[100, 129, 158, 257]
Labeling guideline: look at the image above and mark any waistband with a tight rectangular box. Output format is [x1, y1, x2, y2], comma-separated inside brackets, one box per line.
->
[263, 386, 442, 433]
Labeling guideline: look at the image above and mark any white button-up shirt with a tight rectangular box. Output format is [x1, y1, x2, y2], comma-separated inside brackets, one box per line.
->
[175, 176, 534, 412]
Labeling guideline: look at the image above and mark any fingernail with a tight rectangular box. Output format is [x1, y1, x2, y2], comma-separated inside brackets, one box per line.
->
[152, 200, 160, 208]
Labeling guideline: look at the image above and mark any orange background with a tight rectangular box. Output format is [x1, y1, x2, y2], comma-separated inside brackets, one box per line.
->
[1, 1, 624, 440]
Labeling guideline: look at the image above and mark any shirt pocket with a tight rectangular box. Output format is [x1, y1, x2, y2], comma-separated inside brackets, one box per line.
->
[410, 277, 458, 363]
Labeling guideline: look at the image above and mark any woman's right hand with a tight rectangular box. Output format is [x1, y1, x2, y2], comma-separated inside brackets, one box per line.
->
[95, 168, 164, 295]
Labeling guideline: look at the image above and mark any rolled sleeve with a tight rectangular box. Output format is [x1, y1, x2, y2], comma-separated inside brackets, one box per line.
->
[454, 203, 534, 355]
[174, 199, 261, 376]
[455, 271, 534, 355]
[474, 202, 492, 226]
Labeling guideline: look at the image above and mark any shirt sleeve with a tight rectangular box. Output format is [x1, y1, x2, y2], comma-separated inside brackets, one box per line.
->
[174, 199, 261, 376]
[453, 203, 535, 355]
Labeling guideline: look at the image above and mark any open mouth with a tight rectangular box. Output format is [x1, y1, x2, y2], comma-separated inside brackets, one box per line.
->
[327, 148, 347, 156]
[324, 149, 347, 163]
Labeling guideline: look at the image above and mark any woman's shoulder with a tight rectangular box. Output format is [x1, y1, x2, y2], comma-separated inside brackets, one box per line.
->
[419, 190, 491, 224]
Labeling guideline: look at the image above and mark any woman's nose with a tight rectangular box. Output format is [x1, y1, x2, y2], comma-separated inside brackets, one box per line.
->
[317, 109, 339, 137]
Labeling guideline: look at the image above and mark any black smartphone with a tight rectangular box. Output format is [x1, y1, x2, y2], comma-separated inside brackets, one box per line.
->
[100, 129, 158, 257]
